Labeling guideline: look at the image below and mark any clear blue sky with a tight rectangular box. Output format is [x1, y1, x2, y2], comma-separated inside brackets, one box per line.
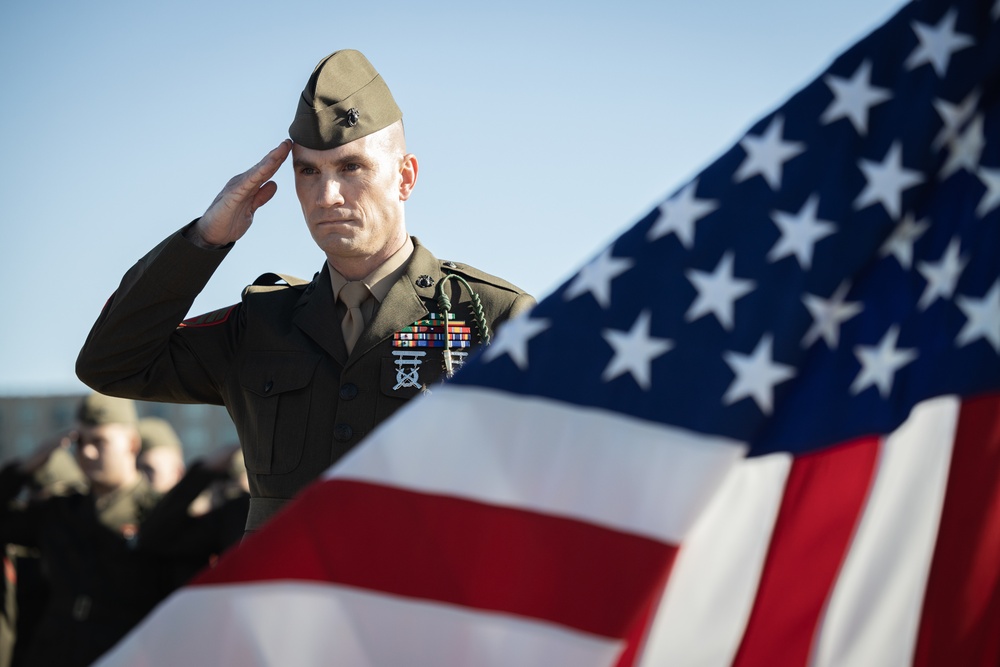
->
[0, 0, 904, 395]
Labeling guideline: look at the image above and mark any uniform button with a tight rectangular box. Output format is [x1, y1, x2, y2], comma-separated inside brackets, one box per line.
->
[443, 261, 458, 269]
[334, 424, 353, 442]
[339, 383, 358, 400]
[263, 380, 274, 393]
[72, 595, 92, 621]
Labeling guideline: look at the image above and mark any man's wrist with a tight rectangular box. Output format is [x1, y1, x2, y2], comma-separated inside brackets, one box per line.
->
[182, 220, 227, 250]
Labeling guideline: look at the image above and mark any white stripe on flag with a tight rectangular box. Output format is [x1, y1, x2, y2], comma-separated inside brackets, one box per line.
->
[328, 386, 747, 543]
[637, 453, 793, 666]
[630, 396, 961, 666]
[96, 582, 624, 667]
[811, 396, 960, 667]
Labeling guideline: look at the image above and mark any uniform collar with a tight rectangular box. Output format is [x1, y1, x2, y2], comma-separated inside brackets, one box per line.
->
[327, 236, 415, 304]
[295, 237, 439, 367]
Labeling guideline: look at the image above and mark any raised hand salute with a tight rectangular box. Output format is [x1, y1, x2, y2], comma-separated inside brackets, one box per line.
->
[187, 140, 292, 248]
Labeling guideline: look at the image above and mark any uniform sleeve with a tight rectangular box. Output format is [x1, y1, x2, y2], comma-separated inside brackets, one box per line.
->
[138, 462, 220, 553]
[140, 462, 248, 565]
[75, 223, 239, 405]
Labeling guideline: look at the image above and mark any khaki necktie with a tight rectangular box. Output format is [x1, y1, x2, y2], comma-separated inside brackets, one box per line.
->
[340, 281, 371, 355]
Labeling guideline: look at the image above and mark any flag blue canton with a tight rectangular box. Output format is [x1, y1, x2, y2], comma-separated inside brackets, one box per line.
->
[453, 0, 1000, 457]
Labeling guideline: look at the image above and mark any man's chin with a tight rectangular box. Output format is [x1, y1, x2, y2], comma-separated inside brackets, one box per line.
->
[318, 238, 368, 259]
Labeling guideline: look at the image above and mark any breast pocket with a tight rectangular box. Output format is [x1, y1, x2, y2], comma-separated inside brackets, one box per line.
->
[239, 351, 321, 475]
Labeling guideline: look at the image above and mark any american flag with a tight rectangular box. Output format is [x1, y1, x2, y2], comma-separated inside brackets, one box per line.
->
[99, 0, 999, 664]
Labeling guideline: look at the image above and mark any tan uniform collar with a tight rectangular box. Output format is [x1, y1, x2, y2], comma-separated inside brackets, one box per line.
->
[293, 237, 442, 367]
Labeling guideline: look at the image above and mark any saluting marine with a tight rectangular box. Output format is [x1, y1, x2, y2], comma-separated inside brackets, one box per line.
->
[76, 49, 534, 533]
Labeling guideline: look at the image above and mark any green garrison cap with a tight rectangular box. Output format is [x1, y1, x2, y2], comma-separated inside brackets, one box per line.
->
[76, 392, 138, 427]
[289, 49, 402, 150]
[138, 417, 183, 453]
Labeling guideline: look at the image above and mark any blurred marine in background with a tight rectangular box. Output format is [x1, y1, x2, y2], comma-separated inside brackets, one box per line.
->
[0, 393, 161, 667]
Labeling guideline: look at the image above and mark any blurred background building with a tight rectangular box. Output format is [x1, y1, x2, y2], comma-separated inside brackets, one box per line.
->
[0, 395, 237, 464]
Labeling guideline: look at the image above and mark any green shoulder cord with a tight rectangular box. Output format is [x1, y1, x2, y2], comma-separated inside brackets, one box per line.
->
[435, 273, 491, 377]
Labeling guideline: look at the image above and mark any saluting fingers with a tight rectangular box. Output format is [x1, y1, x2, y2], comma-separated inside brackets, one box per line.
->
[246, 140, 292, 188]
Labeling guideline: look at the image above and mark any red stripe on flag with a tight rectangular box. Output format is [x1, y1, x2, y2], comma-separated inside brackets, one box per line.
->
[613, 575, 670, 667]
[914, 393, 1000, 667]
[194, 480, 679, 639]
[731, 436, 880, 666]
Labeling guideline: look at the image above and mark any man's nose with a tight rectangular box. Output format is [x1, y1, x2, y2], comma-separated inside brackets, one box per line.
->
[319, 178, 345, 207]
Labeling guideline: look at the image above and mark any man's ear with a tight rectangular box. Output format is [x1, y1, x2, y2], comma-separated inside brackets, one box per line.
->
[399, 153, 418, 201]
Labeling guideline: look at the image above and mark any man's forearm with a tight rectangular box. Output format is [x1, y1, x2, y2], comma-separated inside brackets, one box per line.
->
[76, 222, 233, 404]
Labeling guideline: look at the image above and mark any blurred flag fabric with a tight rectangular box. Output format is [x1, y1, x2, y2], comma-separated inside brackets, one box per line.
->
[98, 0, 999, 665]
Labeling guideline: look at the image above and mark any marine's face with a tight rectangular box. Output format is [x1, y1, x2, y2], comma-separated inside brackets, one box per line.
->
[137, 447, 185, 494]
[73, 423, 139, 490]
[293, 124, 417, 275]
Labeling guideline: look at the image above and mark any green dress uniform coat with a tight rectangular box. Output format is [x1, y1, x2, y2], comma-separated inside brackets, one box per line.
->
[77, 225, 535, 531]
[0, 465, 162, 667]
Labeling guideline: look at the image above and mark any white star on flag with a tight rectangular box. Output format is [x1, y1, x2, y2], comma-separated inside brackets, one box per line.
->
[821, 60, 893, 135]
[975, 166, 1000, 218]
[481, 315, 551, 370]
[879, 214, 930, 269]
[685, 251, 756, 330]
[905, 8, 975, 76]
[955, 280, 1000, 353]
[941, 114, 985, 179]
[722, 334, 796, 414]
[601, 310, 674, 390]
[768, 194, 838, 270]
[647, 180, 719, 248]
[917, 237, 968, 310]
[733, 115, 806, 190]
[802, 282, 864, 349]
[933, 90, 980, 150]
[563, 247, 635, 309]
[851, 325, 919, 397]
[854, 141, 925, 219]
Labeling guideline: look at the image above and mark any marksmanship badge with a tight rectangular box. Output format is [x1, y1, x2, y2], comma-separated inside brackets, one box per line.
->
[392, 350, 426, 390]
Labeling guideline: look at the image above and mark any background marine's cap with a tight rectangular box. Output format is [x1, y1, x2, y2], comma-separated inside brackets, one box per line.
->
[138, 417, 183, 453]
[289, 49, 402, 150]
[76, 392, 138, 427]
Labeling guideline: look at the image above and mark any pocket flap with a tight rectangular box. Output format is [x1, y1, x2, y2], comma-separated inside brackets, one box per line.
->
[240, 352, 320, 397]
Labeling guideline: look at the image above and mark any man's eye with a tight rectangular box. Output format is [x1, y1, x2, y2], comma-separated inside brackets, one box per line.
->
[299, 167, 318, 175]
[344, 163, 361, 172]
